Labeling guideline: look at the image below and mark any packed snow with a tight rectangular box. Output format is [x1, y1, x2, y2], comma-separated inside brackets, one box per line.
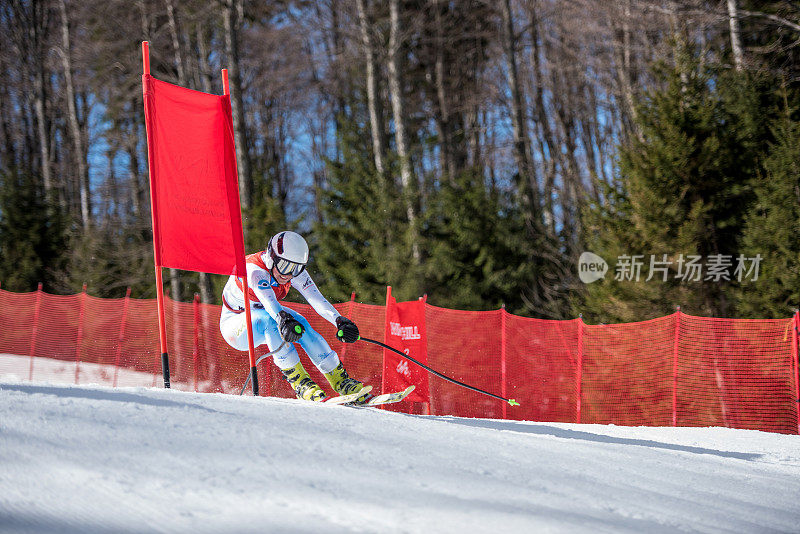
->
[0, 354, 162, 389]
[1, 379, 799, 533]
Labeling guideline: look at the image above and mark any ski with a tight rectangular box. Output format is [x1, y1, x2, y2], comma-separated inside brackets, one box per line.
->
[348, 385, 416, 407]
[323, 385, 373, 405]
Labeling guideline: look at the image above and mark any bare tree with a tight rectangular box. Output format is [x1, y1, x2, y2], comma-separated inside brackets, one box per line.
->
[165, 0, 188, 303]
[431, 0, 454, 183]
[58, 0, 90, 231]
[726, 0, 744, 70]
[9, 0, 55, 197]
[355, 0, 387, 179]
[192, 17, 217, 306]
[165, 0, 186, 83]
[126, 97, 144, 218]
[387, 0, 420, 262]
[500, 0, 539, 215]
[223, 0, 252, 210]
[524, 0, 558, 233]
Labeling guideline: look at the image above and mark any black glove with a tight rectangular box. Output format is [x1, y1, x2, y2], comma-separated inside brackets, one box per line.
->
[278, 310, 304, 342]
[336, 316, 360, 343]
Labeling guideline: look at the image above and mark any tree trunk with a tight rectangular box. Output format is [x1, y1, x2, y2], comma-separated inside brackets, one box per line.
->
[196, 21, 214, 93]
[0, 72, 16, 167]
[667, 2, 689, 91]
[355, 0, 387, 179]
[127, 98, 144, 219]
[467, 14, 483, 171]
[138, 0, 150, 40]
[223, 0, 252, 210]
[726, 0, 744, 71]
[193, 20, 216, 305]
[433, 0, 455, 184]
[166, 0, 193, 303]
[528, 2, 557, 235]
[58, 0, 90, 231]
[614, 0, 644, 141]
[105, 144, 119, 220]
[32, 10, 52, 198]
[387, 0, 420, 262]
[578, 85, 602, 205]
[165, 0, 186, 83]
[500, 0, 539, 213]
[32, 87, 51, 191]
[170, 268, 182, 302]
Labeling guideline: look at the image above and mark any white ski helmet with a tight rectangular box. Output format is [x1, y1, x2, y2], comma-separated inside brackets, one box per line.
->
[265, 231, 309, 276]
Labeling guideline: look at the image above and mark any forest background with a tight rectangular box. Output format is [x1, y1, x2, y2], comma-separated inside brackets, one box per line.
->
[2, 0, 800, 323]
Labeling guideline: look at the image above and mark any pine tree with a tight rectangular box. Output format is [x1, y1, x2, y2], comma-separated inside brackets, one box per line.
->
[243, 176, 286, 254]
[313, 120, 420, 304]
[580, 51, 777, 322]
[56, 223, 157, 298]
[423, 169, 515, 310]
[737, 105, 800, 318]
[0, 168, 67, 292]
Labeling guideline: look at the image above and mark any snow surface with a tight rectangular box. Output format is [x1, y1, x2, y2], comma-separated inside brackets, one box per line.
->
[1, 354, 163, 389]
[1, 380, 799, 534]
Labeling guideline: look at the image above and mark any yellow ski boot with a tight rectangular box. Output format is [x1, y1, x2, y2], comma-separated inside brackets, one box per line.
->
[324, 363, 371, 403]
[280, 362, 327, 401]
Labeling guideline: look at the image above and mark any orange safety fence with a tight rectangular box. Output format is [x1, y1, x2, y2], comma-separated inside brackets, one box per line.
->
[1, 287, 798, 434]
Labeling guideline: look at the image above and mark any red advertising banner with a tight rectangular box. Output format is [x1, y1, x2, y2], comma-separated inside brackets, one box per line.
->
[382, 287, 430, 403]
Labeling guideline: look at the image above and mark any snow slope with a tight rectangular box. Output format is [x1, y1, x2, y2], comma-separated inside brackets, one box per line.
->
[0, 354, 162, 389]
[1, 380, 799, 533]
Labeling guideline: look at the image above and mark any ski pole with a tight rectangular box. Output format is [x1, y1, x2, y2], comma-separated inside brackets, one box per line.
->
[356, 336, 519, 406]
[239, 341, 287, 396]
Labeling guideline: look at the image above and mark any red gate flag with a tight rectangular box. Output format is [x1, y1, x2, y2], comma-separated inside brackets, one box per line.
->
[382, 287, 430, 403]
[142, 73, 245, 276]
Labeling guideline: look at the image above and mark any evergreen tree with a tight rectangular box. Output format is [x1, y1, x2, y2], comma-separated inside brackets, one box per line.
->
[0, 168, 67, 292]
[57, 224, 155, 298]
[243, 178, 287, 254]
[313, 120, 421, 304]
[423, 169, 521, 311]
[738, 106, 800, 318]
[580, 51, 777, 322]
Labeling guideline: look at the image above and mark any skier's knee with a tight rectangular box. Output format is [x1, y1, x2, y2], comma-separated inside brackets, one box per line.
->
[272, 344, 300, 370]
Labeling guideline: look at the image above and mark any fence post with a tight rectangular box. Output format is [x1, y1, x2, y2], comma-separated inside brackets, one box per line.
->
[192, 294, 200, 392]
[27, 283, 43, 382]
[672, 306, 681, 427]
[113, 288, 132, 388]
[792, 310, 799, 435]
[417, 294, 431, 415]
[381, 286, 392, 397]
[576, 314, 584, 424]
[501, 304, 507, 420]
[75, 283, 87, 384]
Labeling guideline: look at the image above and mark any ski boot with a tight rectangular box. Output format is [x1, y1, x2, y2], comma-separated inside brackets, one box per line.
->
[280, 362, 327, 401]
[324, 362, 371, 403]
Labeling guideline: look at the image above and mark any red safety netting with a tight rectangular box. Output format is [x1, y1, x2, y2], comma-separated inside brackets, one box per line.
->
[1, 288, 797, 434]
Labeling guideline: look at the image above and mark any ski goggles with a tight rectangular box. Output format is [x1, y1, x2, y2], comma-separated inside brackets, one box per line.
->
[270, 250, 306, 276]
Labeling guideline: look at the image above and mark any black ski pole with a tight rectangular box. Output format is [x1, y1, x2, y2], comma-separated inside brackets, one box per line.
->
[239, 341, 287, 396]
[357, 336, 519, 406]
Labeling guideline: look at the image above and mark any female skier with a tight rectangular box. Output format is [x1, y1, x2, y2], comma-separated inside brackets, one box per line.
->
[219, 230, 367, 401]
